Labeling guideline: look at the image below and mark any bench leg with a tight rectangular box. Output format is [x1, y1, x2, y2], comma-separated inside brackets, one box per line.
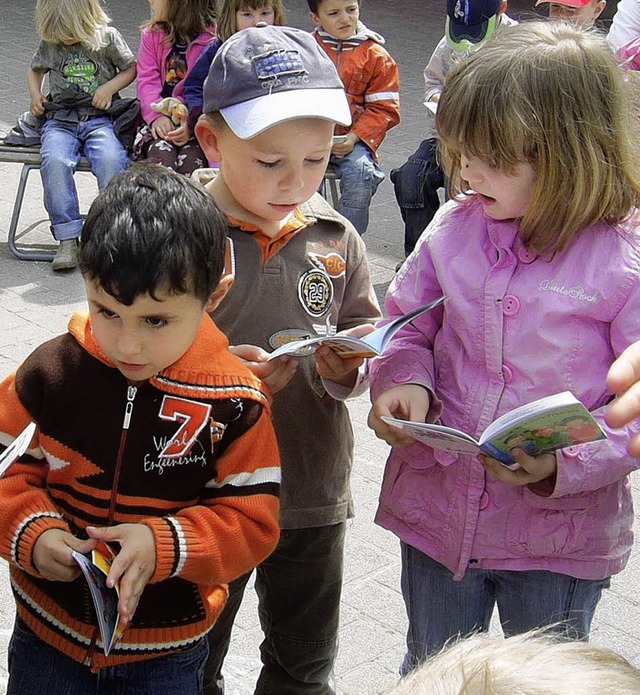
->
[7, 163, 55, 262]
[329, 178, 339, 207]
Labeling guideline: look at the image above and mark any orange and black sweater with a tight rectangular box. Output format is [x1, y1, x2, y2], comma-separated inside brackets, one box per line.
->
[0, 312, 280, 670]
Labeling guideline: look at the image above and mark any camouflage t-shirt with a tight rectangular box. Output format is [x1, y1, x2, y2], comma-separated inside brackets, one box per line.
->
[31, 26, 135, 117]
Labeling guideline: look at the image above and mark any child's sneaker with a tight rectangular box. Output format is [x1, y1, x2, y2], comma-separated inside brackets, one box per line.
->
[52, 239, 79, 271]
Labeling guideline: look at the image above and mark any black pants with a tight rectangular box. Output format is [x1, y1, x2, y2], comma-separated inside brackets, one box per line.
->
[204, 523, 346, 695]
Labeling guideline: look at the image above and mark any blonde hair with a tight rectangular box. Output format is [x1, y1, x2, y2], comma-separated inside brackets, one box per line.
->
[436, 21, 640, 255]
[35, 0, 110, 51]
[216, 0, 286, 42]
[145, 0, 218, 44]
[387, 630, 640, 695]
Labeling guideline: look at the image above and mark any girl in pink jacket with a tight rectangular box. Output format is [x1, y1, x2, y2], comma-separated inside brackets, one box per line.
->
[134, 0, 217, 174]
[368, 21, 640, 675]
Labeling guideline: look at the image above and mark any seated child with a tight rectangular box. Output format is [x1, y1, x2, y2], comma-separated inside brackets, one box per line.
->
[307, 0, 400, 235]
[183, 0, 286, 132]
[535, 0, 606, 26]
[391, 0, 516, 259]
[28, 0, 136, 271]
[0, 162, 280, 694]
[134, 0, 217, 174]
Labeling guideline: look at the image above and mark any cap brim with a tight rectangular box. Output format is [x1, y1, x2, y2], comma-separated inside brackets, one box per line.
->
[446, 15, 498, 52]
[535, 0, 589, 5]
[220, 88, 352, 140]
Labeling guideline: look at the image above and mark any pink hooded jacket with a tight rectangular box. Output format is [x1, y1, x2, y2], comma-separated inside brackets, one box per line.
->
[370, 198, 640, 581]
[136, 25, 216, 125]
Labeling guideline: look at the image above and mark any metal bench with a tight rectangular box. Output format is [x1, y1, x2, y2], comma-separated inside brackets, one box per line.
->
[0, 143, 92, 261]
[320, 169, 340, 207]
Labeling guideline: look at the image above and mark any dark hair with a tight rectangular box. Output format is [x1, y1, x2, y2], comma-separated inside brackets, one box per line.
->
[79, 162, 228, 306]
[307, 0, 360, 13]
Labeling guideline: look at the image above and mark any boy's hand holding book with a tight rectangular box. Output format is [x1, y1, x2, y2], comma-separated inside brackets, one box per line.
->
[315, 324, 376, 388]
[86, 523, 156, 627]
[33, 528, 97, 582]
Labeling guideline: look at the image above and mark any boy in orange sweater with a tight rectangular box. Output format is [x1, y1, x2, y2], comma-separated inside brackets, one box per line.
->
[0, 163, 280, 695]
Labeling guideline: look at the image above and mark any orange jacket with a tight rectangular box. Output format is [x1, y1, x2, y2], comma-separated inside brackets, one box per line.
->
[313, 23, 400, 154]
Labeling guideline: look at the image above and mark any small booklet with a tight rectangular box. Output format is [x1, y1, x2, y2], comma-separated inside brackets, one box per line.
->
[382, 391, 606, 467]
[268, 296, 446, 360]
[0, 422, 36, 478]
[72, 541, 124, 656]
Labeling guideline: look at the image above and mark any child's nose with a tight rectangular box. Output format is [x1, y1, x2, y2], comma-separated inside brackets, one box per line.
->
[460, 154, 481, 182]
[280, 166, 305, 192]
[117, 330, 143, 356]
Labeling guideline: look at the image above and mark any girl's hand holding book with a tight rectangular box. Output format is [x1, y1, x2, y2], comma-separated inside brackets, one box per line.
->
[369, 384, 431, 448]
[479, 449, 557, 494]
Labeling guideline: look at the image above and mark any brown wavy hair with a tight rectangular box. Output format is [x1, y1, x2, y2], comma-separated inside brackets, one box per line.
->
[436, 21, 640, 255]
[145, 0, 218, 44]
[216, 0, 286, 43]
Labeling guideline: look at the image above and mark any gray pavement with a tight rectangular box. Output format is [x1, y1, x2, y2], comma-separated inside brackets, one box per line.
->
[0, 1, 639, 693]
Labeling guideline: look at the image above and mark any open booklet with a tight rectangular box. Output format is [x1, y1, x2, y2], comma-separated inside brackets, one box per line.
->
[0, 422, 36, 478]
[382, 391, 606, 468]
[72, 541, 124, 656]
[268, 296, 446, 361]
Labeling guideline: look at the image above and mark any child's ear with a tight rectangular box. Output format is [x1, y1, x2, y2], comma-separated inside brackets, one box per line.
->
[195, 115, 223, 163]
[594, 0, 606, 17]
[205, 273, 234, 313]
[309, 11, 321, 26]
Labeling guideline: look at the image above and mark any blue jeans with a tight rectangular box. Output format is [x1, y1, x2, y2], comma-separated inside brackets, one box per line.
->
[204, 523, 346, 694]
[390, 138, 444, 255]
[400, 542, 610, 674]
[329, 142, 385, 235]
[40, 116, 129, 241]
[7, 615, 209, 695]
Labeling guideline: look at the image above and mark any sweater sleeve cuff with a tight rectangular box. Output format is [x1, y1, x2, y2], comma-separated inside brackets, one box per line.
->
[144, 517, 180, 583]
[16, 513, 69, 578]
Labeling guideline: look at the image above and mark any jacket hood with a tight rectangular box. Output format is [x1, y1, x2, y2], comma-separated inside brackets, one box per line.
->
[316, 21, 385, 48]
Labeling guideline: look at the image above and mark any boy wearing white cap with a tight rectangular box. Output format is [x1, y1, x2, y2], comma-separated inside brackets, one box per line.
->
[392, 0, 516, 261]
[536, 0, 606, 26]
[195, 24, 381, 695]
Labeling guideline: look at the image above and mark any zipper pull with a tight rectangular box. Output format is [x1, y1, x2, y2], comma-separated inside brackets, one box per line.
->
[122, 385, 137, 430]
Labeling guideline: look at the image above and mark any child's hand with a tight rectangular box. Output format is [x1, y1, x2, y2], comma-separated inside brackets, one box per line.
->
[331, 132, 359, 157]
[606, 341, 640, 456]
[30, 93, 47, 117]
[86, 524, 156, 626]
[165, 122, 191, 146]
[314, 324, 376, 388]
[33, 528, 97, 582]
[151, 115, 175, 140]
[92, 84, 115, 111]
[368, 384, 430, 448]
[480, 449, 557, 488]
[230, 344, 298, 394]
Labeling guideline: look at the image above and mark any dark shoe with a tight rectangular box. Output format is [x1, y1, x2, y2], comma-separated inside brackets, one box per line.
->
[52, 239, 79, 271]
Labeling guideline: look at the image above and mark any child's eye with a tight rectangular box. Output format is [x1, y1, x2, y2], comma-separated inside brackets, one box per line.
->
[305, 157, 327, 166]
[98, 307, 118, 319]
[146, 317, 168, 328]
[257, 159, 279, 169]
